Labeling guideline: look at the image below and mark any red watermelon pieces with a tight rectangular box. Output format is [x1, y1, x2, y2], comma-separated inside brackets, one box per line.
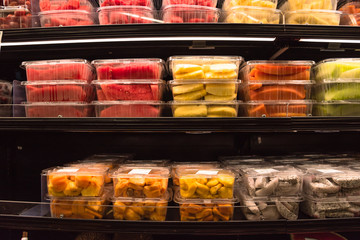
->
[96, 62, 161, 80]
[39, 0, 93, 11]
[100, 0, 152, 8]
[98, 6, 154, 25]
[40, 10, 94, 27]
[164, 0, 215, 7]
[162, 5, 219, 23]
[26, 103, 92, 117]
[99, 103, 160, 117]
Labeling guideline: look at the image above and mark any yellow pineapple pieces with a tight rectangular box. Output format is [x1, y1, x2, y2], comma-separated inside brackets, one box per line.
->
[179, 203, 234, 221]
[113, 200, 168, 221]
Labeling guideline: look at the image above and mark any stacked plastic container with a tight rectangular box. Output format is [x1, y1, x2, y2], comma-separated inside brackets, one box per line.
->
[160, 0, 220, 23]
[312, 58, 360, 116]
[239, 60, 315, 117]
[280, 0, 341, 25]
[222, 0, 283, 24]
[0, 0, 34, 29]
[340, 1, 360, 26]
[91, 58, 166, 117]
[37, 0, 96, 27]
[20, 59, 95, 117]
[168, 55, 243, 117]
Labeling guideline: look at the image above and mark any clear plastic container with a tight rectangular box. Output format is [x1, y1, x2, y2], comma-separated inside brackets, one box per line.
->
[50, 194, 109, 219]
[169, 80, 239, 101]
[224, 6, 283, 24]
[0, 80, 12, 104]
[24, 102, 93, 118]
[22, 81, 94, 103]
[161, 5, 220, 23]
[171, 101, 239, 117]
[162, 0, 217, 8]
[301, 196, 360, 219]
[314, 79, 360, 101]
[177, 168, 235, 199]
[44, 166, 107, 197]
[39, 10, 95, 27]
[111, 166, 169, 198]
[284, 10, 341, 25]
[175, 195, 236, 221]
[241, 165, 303, 197]
[98, 6, 159, 25]
[93, 101, 164, 117]
[282, 0, 338, 11]
[92, 80, 165, 101]
[313, 101, 360, 116]
[222, 0, 277, 11]
[313, 58, 360, 82]
[340, 2, 360, 26]
[240, 100, 314, 117]
[39, 0, 94, 11]
[124, 159, 171, 167]
[240, 60, 314, 82]
[21, 59, 94, 83]
[99, 0, 153, 8]
[0, 6, 32, 29]
[3, 0, 30, 8]
[241, 81, 314, 101]
[91, 59, 165, 80]
[168, 56, 243, 80]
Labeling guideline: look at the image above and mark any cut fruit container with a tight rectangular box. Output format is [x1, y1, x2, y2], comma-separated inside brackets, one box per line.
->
[313, 101, 360, 116]
[99, 0, 154, 9]
[168, 80, 239, 101]
[93, 101, 164, 117]
[91, 58, 165, 80]
[161, 5, 220, 23]
[92, 80, 165, 101]
[222, 0, 277, 11]
[280, 0, 338, 11]
[224, 6, 283, 24]
[240, 100, 314, 117]
[313, 79, 360, 101]
[39, 10, 95, 27]
[0, 6, 33, 29]
[177, 167, 235, 199]
[284, 10, 341, 25]
[162, 0, 217, 8]
[98, 6, 159, 25]
[22, 81, 95, 102]
[170, 101, 239, 117]
[24, 102, 93, 117]
[3, 0, 31, 8]
[340, 2, 360, 26]
[38, 0, 94, 11]
[21, 59, 95, 83]
[240, 60, 314, 82]
[111, 166, 169, 198]
[240, 80, 314, 101]
[168, 55, 243, 80]
[313, 58, 360, 82]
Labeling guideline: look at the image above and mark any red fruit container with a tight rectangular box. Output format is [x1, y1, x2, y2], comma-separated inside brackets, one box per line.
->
[24, 102, 94, 117]
[99, 0, 153, 8]
[162, 0, 217, 8]
[162, 5, 220, 23]
[21, 59, 95, 83]
[92, 80, 165, 101]
[91, 58, 165, 80]
[39, 0, 94, 12]
[0, 6, 32, 29]
[98, 6, 158, 25]
[94, 101, 164, 117]
[39, 10, 95, 27]
[22, 81, 95, 102]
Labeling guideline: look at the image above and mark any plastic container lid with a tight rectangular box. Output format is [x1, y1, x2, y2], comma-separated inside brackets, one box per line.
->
[111, 166, 170, 178]
[44, 166, 107, 177]
[124, 159, 171, 167]
[91, 58, 164, 66]
[245, 60, 315, 67]
[245, 80, 315, 85]
[93, 100, 165, 105]
[240, 165, 303, 177]
[177, 167, 235, 178]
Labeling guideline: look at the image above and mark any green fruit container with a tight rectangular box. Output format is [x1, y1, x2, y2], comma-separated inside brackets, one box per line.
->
[313, 79, 360, 101]
[313, 58, 360, 82]
[313, 101, 360, 116]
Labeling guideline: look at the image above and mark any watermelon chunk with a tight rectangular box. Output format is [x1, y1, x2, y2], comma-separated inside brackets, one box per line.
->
[26, 85, 93, 102]
[96, 63, 161, 80]
[99, 104, 159, 117]
[27, 105, 91, 117]
[97, 83, 158, 101]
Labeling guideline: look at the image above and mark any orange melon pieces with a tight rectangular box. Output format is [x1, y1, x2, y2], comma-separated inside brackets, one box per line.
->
[179, 203, 234, 221]
[248, 103, 308, 117]
[249, 85, 306, 100]
[113, 200, 168, 221]
[247, 63, 312, 81]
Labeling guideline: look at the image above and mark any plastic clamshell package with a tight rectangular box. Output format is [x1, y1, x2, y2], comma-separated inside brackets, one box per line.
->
[284, 10, 341, 25]
[313, 101, 360, 117]
[93, 101, 164, 117]
[98, 6, 159, 25]
[99, 0, 153, 8]
[161, 5, 220, 23]
[222, 0, 277, 11]
[302, 165, 360, 198]
[241, 165, 304, 198]
[224, 6, 283, 24]
[177, 168, 235, 199]
[39, 10, 95, 27]
[301, 196, 360, 219]
[21, 59, 95, 83]
[174, 191, 236, 221]
[281, 0, 338, 11]
[91, 58, 165, 80]
[241, 80, 314, 101]
[314, 79, 360, 101]
[92, 80, 165, 101]
[111, 166, 169, 198]
[3, 0, 31, 8]
[49, 194, 109, 219]
[169, 80, 239, 102]
[240, 60, 314, 82]
[24, 102, 93, 118]
[22, 81, 94, 103]
[44, 166, 107, 197]
[39, 0, 94, 11]
[168, 56, 243, 80]
[340, 2, 360, 26]
[313, 58, 360, 82]
[241, 100, 314, 117]
[0, 6, 32, 29]
[170, 101, 239, 117]
[162, 0, 217, 8]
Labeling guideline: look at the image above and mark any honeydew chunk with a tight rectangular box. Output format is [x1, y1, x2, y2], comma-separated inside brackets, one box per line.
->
[208, 64, 237, 73]
[206, 83, 236, 96]
[175, 70, 205, 80]
[173, 84, 204, 95]
[325, 85, 360, 101]
[174, 105, 207, 117]
[174, 89, 207, 101]
[174, 64, 203, 74]
[207, 106, 237, 117]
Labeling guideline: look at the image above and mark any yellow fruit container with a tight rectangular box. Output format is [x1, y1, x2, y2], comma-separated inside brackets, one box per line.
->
[170, 101, 239, 117]
[284, 10, 341, 25]
[222, 0, 277, 11]
[281, 0, 338, 11]
[224, 6, 283, 24]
